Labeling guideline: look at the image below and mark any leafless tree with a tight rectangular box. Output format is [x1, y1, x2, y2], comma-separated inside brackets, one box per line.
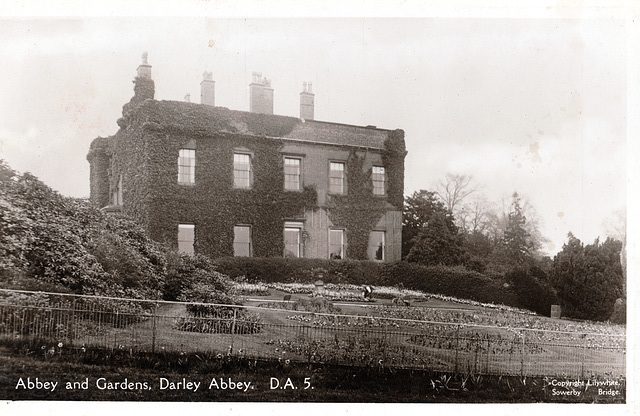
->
[603, 208, 627, 285]
[436, 173, 478, 213]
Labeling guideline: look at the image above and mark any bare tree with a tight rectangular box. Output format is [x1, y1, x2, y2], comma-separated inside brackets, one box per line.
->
[603, 208, 627, 288]
[465, 195, 493, 234]
[436, 173, 478, 213]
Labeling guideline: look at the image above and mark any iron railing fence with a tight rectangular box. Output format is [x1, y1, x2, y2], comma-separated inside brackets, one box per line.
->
[0, 289, 625, 378]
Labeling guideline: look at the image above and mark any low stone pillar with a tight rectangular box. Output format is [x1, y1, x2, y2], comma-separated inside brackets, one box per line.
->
[550, 304, 561, 318]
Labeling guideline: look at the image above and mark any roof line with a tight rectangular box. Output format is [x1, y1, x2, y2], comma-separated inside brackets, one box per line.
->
[269, 135, 386, 151]
[302, 118, 392, 132]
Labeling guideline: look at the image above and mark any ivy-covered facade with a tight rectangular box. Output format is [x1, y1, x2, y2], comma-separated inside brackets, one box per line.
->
[87, 55, 406, 261]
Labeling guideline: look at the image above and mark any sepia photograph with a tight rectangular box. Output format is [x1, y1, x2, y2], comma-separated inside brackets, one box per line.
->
[0, 1, 636, 414]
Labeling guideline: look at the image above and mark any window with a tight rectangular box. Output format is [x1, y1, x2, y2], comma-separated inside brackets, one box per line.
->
[233, 225, 252, 256]
[178, 224, 195, 255]
[178, 149, 196, 184]
[284, 157, 301, 191]
[372, 166, 385, 195]
[369, 231, 385, 261]
[234, 153, 252, 188]
[329, 229, 345, 259]
[284, 222, 303, 258]
[329, 162, 345, 194]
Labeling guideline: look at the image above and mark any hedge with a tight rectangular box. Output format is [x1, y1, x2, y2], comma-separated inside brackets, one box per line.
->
[214, 257, 520, 308]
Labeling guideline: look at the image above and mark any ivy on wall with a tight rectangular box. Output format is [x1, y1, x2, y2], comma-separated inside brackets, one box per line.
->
[326, 151, 390, 260]
[325, 129, 406, 260]
[382, 129, 407, 210]
[126, 116, 317, 258]
[89, 80, 405, 261]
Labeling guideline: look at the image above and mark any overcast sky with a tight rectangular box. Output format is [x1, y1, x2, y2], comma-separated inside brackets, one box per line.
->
[0, 3, 636, 256]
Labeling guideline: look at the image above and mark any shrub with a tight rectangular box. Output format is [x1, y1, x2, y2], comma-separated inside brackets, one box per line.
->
[506, 266, 558, 316]
[213, 257, 384, 285]
[379, 263, 518, 307]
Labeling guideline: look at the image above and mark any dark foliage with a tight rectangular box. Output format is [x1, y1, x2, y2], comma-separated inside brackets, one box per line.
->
[506, 266, 558, 316]
[402, 190, 458, 259]
[551, 233, 624, 321]
[0, 159, 236, 304]
[406, 212, 463, 266]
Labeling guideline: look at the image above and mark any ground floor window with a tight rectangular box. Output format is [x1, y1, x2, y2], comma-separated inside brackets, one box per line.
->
[369, 231, 385, 261]
[178, 224, 195, 255]
[284, 222, 304, 258]
[329, 229, 345, 259]
[233, 225, 252, 257]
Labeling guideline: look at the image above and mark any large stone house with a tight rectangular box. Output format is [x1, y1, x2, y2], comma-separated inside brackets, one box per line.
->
[87, 54, 406, 261]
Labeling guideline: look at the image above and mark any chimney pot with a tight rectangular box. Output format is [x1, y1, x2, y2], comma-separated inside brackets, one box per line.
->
[249, 71, 274, 114]
[201, 71, 215, 106]
[137, 51, 152, 79]
[300, 80, 315, 120]
[184, 93, 191, 102]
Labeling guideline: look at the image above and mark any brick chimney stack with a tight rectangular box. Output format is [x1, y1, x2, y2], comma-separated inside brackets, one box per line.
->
[131, 52, 154, 102]
[201, 71, 215, 106]
[249, 72, 274, 114]
[137, 52, 152, 79]
[300, 81, 315, 120]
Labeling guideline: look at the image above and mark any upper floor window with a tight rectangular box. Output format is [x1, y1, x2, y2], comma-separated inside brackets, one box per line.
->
[284, 222, 304, 258]
[329, 229, 345, 259]
[234, 153, 252, 188]
[284, 157, 302, 191]
[329, 162, 345, 194]
[178, 149, 196, 184]
[233, 225, 252, 257]
[372, 166, 385, 195]
[178, 224, 195, 255]
[368, 231, 385, 261]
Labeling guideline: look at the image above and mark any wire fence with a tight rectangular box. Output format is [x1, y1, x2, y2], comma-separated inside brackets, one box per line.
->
[0, 289, 625, 378]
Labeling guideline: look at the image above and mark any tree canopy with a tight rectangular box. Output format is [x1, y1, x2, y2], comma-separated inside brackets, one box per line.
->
[552, 233, 624, 321]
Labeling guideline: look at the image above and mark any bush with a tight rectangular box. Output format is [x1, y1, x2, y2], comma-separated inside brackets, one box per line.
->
[213, 257, 384, 285]
[506, 266, 558, 316]
[380, 263, 518, 306]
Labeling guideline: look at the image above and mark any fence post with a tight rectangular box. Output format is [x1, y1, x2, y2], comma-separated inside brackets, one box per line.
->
[454, 325, 460, 373]
[231, 308, 237, 351]
[485, 336, 490, 374]
[521, 332, 526, 377]
[151, 301, 158, 353]
[581, 335, 587, 378]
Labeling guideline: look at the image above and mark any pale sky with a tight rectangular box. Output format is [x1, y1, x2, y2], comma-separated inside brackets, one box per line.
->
[0, 2, 636, 256]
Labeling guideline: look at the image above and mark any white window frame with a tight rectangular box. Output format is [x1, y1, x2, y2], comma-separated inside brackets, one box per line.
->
[178, 149, 196, 184]
[284, 222, 304, 258]
[234, 153, 253, 189]
[284, 157, 302, 191]
[372, 166, 385, 196]
[233, 225, 252, 257]
[178, 224, 195, 255]
[329, 229, 345, 259]
[329, 161, 345, 195]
